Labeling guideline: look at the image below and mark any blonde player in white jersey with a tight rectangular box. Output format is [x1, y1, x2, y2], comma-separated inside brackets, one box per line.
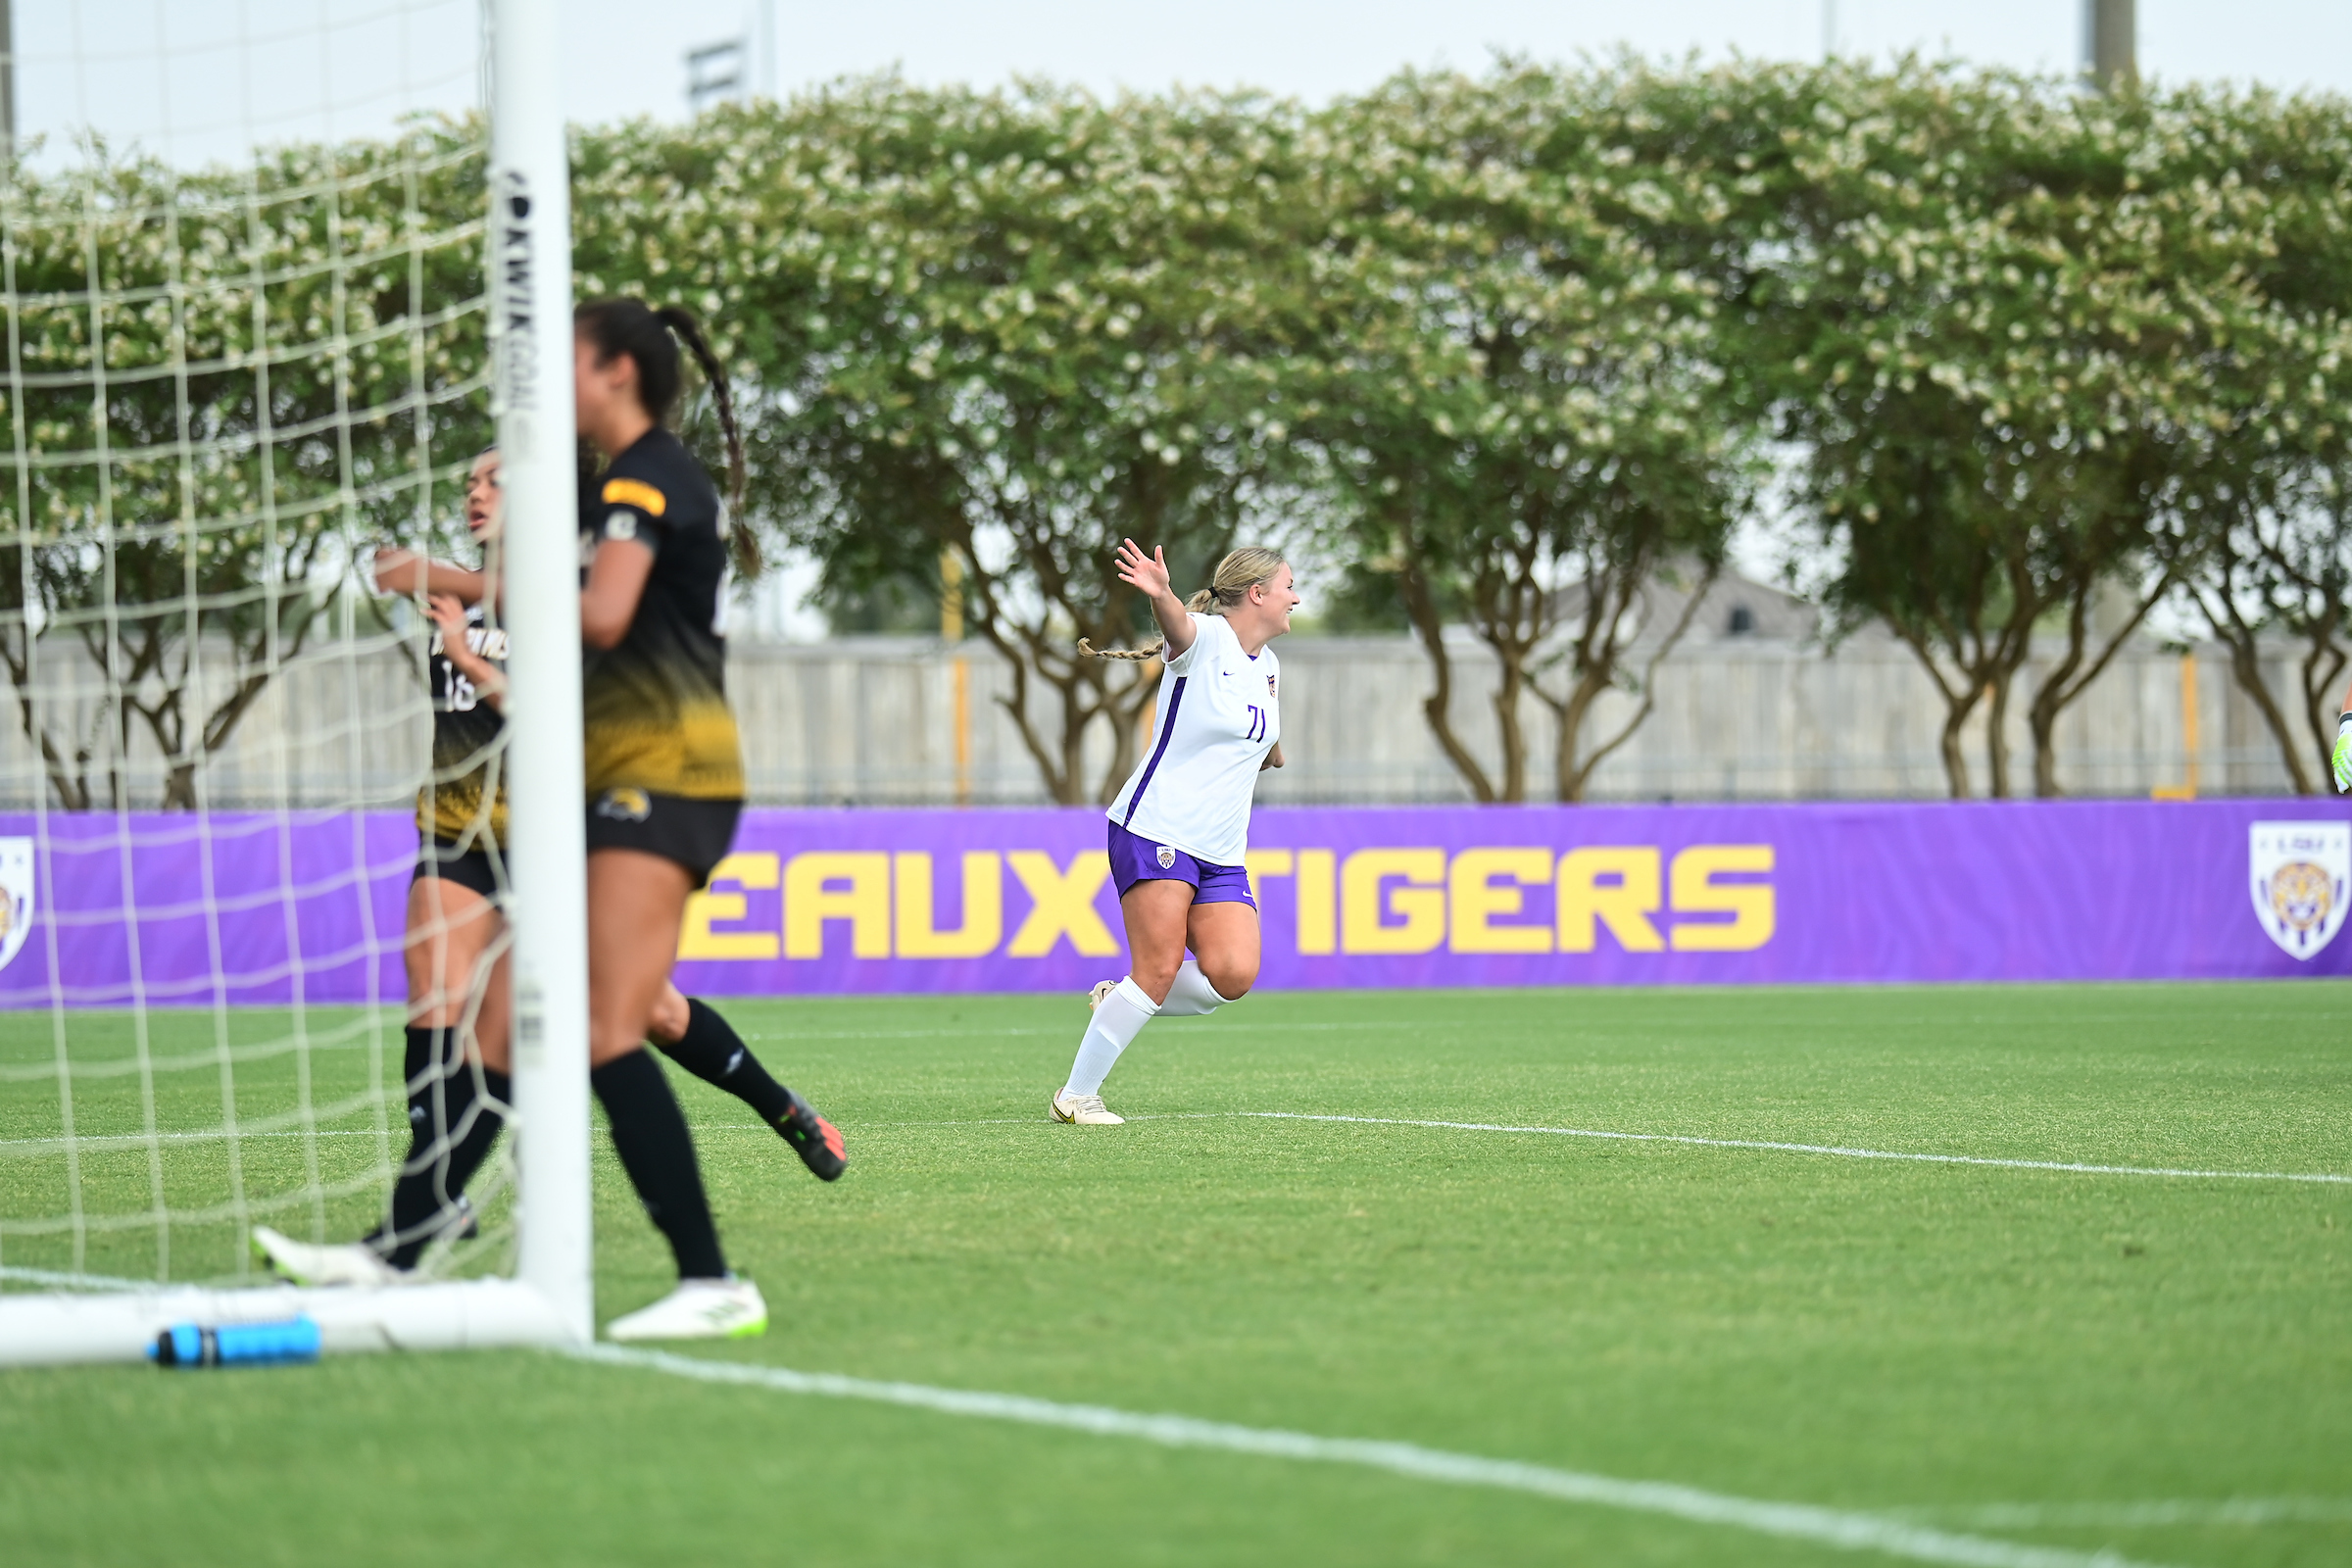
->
[1052, 542, 1298, 1125]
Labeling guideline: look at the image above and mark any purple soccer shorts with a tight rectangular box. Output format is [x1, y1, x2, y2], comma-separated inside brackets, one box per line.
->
[1106, 820, 1256, 906]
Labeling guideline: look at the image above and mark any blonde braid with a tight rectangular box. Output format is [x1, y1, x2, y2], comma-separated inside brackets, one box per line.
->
[1080, 546, 1287, 661]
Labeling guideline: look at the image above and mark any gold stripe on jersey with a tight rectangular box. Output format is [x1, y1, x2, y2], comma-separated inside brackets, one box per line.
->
[603, 477, 668, 515]
[418, 774, 509, 847]
[581, 702, 745, 801]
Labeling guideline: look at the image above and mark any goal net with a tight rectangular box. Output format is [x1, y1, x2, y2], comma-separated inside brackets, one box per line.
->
[0, 0, 591, 1363]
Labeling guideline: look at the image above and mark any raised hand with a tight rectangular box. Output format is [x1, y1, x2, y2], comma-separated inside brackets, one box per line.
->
[1114, 538, 1174, 603]
[1111, 538, 1197, 661]
[2333, 716, 2352, 793]
[425, 592, 469, 646]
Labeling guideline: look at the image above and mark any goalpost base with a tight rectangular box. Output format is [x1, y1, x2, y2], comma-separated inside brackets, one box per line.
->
[0, 1280, 582, 1368]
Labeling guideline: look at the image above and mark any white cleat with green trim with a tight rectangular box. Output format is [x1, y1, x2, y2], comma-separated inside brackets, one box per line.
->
[250, 1224, 407, 1288]
[605, 1277, 768, 1342]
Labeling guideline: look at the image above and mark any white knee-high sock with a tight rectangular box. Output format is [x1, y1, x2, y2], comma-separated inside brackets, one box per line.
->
[1155, 959, 1232, 1018]
[1062, 977, 1158, 1097]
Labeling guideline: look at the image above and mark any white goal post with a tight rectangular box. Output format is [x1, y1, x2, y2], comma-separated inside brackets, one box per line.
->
[0, 0, 590, 1367]
[492, 0, 596, 1351]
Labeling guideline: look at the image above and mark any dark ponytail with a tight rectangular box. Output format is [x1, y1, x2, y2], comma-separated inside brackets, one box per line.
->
[574, 297, 760, 578]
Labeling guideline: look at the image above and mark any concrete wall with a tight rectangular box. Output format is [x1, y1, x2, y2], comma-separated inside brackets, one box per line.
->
[723, 629, 2313, 807]
[0, 623, 2312, 810]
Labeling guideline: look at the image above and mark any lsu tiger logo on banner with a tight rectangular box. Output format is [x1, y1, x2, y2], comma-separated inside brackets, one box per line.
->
[0, 837, 33, 974]
[2248, 821, 2350, 959]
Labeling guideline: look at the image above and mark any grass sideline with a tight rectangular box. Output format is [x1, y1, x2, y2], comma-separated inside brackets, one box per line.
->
[3, 982, 2349, 1567]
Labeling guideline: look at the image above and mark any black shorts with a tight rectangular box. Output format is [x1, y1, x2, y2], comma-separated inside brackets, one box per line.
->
[584, 789, 742, 888]
[413, 837, 503, 900]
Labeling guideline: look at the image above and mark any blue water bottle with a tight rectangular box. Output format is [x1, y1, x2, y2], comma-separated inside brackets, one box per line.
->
[150, 1315, 322, 1368]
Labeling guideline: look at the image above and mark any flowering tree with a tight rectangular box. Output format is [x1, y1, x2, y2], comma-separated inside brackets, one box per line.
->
[1779, 67, 2249, 797]
[2166, 89, 2352, 792]
[0, 130, 490, 808]
[575, 84, 1329, 804]
[1311, 67, 1755, 803]
[26, 66, 2342, 810]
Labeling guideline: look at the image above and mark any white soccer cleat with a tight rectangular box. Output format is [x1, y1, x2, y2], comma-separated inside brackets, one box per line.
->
[250, 1224, 407, 1288]
[1086, 979, 1117, 1009]
[605, 1277, 768, 1342]
[1051, 1091, 1125, 1126]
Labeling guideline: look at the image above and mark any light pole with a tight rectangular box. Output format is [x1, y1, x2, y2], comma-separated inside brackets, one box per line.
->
[2, 0, 16, 167]
[758, 0, 777, 100]
[2084, 0, 2136, 91]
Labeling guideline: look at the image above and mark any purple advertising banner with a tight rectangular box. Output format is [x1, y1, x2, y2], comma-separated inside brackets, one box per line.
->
[0, 810, 415, 1010]
[0, 800, 2346, 1007]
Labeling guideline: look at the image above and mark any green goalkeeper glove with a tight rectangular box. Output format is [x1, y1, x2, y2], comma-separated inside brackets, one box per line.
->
[2334, 714, 2352, 793]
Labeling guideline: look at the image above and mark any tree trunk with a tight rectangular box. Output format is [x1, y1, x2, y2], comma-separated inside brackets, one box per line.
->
[2219, 625, 2316, 796]
[989, 629, 1084, 805]
[1938, 696, 1975, 799]
[1093, 662, 1157, 806]
[1547, 563, 1714, 802]
[1490, 651, 1528, 804]
[2297, 628, 2349, 789]
[2028, 710, 2061, 797]
[967, 557, 1172, 808]
[2027, 598, 2087, 799]
[2196, 585, 2315, 796]
[1984, 669, 2013, 799]
[1547, 665, 1610, 804]
[2029, 570, 2172, 799]
[0, 639, 95, 810]
[1056, 666, 1091, 809]
[1394, 521, 1498, 803]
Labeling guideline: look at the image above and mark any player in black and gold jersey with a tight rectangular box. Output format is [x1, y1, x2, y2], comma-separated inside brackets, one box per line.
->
[572, 297, 774, 1341]
[249, 449, 518, 1282]
[251, 434, 839, 1295]
[365, 452, 512, 1270]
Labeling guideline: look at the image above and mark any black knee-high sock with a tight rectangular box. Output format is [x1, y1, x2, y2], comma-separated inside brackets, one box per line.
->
[366, 1025, 445, 1251]
[401, 1023, 434, 1095]
[653, 999, 796, 1125]
[593, 1050, 727, 1280]
[381, 1029, 508, 1270]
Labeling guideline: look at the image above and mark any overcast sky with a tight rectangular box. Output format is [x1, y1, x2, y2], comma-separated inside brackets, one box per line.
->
[23, 0, 2352, 170]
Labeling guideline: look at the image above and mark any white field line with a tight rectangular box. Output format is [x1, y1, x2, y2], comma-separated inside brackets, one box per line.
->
[1195, 1112, 2352, 1186]
[708, 1110, 2352, 1187]
[0, 1263, 155, 1292]
[728, 1020, 1437, 1043]
[1893, 1499, 2352, 1530]
[574, 1345, 2168, 1568]
[12, 1108, 2342, 1188]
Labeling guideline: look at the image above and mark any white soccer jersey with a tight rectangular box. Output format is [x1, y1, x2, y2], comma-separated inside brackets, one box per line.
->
[1107, 612, 1281, 866]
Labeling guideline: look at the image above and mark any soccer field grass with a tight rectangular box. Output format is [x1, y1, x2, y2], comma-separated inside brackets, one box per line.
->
[4, 982, 2350, 1567]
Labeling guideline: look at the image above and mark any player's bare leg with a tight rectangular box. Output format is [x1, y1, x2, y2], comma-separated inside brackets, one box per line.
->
[1093, 895, 1258, 1019]
[1055, 880, 1196, 1125]
[1161, 902, 1258, 1016]
[590, 850, 765, 1340]
[1117, 879, 1197, 1004]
